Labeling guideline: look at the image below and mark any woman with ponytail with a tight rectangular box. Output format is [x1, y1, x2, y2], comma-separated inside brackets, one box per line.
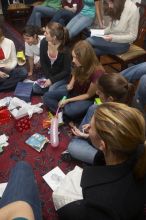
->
[67, 72, 135, 164]
[54, 102, 146, 220]
[33, 22, 71, 95]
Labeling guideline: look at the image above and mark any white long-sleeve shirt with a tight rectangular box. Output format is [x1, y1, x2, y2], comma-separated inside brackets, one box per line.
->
[104, 0, 140, 43]
[0, 38, 17, 70]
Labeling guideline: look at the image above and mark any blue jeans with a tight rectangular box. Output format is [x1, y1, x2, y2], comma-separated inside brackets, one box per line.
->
[68, 137, 97, 164]
[27, 5, 58, 27]
[133, 74, 146, 112]
[86, 36, 130, 55]
[43, 88, 93, 120]
[68, 104, 98, 164]
[0, 161, 42, 220]
[0, 67, 27, 92]
[66, 13, 94, 39]
[51, 9, 75, 26]
[121, 62, 146, 83]
[33, 79, 67, 95]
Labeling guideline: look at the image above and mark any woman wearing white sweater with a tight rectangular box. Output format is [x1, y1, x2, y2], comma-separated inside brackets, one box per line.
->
[86, 0, 140, 55]
[0, 25, 27, 92]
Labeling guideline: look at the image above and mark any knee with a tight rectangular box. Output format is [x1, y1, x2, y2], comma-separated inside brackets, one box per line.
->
[68, 139, 79, 156]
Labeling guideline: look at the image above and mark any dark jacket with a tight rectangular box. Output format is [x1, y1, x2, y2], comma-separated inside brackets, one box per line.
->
[58, 159, 146, 220]
[40, 38, 71, 84]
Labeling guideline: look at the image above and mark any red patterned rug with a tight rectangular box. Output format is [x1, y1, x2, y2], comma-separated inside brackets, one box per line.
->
[0, 91, 76, 220]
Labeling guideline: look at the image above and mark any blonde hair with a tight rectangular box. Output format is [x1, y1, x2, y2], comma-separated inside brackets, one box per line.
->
[72, 40, 104, 83]
[94, 102, 146, 179]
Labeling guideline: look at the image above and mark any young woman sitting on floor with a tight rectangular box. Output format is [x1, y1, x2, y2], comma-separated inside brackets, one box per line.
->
[53, 102, 146, 220]
[0, 24, 27, 92]
[43, 40, 105, 121]
[67, 72, 134, 164]
[33, 22, 71, 95]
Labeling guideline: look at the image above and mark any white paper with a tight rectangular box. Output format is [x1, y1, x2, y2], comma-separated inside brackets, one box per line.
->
[43, 167, 66, 191]
[90, 29, 104, 37]
[0, 183, 7, 197]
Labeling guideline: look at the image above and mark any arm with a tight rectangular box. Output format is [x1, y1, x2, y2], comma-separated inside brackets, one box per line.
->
[5, 41, 17, 70]
[59, 82, 97, 107]
[64, 5, 77, 13]
[27, 56, 34, 76]
[67, 75, 75, 90]
[95, 0, 104, 29]
[40, 38, 52, 79]
[49, 50, 71, 84]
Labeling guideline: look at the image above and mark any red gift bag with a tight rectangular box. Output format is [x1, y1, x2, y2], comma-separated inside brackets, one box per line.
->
[15, 116, 31, 132]
[0, 106, 11, 125]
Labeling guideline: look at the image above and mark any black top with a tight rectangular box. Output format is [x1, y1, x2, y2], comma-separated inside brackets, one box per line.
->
[40, 38, 71, 84]
[58, 159, 146, 220]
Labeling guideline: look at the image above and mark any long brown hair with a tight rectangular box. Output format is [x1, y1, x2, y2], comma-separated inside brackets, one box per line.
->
[46, 22, 69, 50]
[94, 102, 146, 179]
[72, 40, 104, 83]
[98, 73, 135, 105]
[104, 0, 126, 20]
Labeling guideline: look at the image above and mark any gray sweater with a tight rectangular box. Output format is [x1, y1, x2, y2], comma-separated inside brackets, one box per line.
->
[104, 0, 140, 43]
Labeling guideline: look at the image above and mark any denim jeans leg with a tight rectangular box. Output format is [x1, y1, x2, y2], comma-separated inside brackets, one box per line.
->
[0, 161, 42, 220]
[27, 6, 58, 27]
[66, 13, 94, 39]
[33, 83, 49, 95]
[43, 89, 68, 112]
[121, 62, 146, 83]
[133, 74, 146, 111]
[10, 67, 28, 79]
[86, 37, 130, 55]
[63, 100, 93, 120]
[51, 9, 74, 26]
[49, 79, 68, 92]
[79, 104, 97, 129]
[68, 138, 97, 164]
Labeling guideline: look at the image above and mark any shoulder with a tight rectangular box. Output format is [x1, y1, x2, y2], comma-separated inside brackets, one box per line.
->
[91, 69, 104, 82]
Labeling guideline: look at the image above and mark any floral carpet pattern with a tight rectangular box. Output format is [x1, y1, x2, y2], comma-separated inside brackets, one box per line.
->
[0, 91, 76, 220]
[0, 22, 76, 220]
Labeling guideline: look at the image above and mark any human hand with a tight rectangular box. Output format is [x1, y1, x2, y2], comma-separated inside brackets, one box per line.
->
[58, 99, 69, 108]
[71, 125, 89, 138]
[103, 35, 112, 41]
[0, 71, 9, 78]
[67, 83, 73, 91]
[44, 79, 52, 88]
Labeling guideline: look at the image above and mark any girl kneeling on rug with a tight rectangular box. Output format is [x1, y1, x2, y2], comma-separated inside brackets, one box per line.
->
[43, 40, 105, 121]
[53, 102, 146, 220]
[67, 72, 134, 164]
[0, 25, 27, 92]
[33, 22, 71, 95]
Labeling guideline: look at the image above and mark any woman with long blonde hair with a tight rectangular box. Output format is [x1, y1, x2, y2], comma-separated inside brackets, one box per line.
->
[43, 40, 104, 120]
[54, 102, 146, 220]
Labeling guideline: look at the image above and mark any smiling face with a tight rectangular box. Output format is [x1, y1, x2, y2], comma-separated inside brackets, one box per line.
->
[72, 50, 81, 67]
[23, 34, 37, 46]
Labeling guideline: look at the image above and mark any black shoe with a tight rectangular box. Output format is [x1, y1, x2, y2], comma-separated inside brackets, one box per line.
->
[61, 150, 72, 161]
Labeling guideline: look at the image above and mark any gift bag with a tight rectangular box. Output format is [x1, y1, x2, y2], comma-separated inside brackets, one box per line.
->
[0, 106, 11, 125]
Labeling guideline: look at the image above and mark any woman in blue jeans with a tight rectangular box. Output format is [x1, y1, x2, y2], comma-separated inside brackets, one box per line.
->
[0, 161, 42, 220]
[43, 40, 104, 121]
[67, 72, 135, 164]
[86, 0, 140, 55]
[33, 22, 71, 95]
[66, 0, 103, 39]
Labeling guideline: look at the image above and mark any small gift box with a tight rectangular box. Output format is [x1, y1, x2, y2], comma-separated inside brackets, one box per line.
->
[15, 116, 31, 132]
[0, 106, 11, 125]
[14, 82, 33, 102]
